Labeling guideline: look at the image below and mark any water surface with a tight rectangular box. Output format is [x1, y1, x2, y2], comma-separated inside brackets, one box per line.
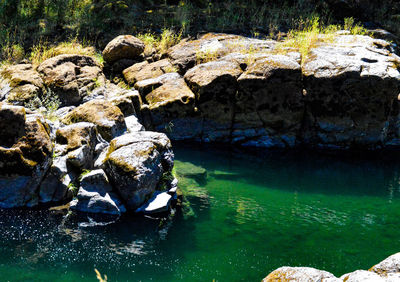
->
[0, 146, 400, 281]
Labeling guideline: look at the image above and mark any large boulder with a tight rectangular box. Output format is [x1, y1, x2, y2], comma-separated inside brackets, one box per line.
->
[103, 131, 174, 210]
[340, 270, 385, 281]
[37, 55, 105, 106]
[61, 99, 127, 141]
[0, 104, 53, 207]
[302, 35, 400, 149]
[262, 267, 340, 282]
[70, 169, 126, 215]
[102, 35, 145, 65]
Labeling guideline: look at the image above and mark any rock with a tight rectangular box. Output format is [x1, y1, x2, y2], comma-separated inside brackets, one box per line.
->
[143, 74, 198, 140]
[61, 99, 127, 141]
[103, 131, 174, 210]
[0, 105, 53, 207]
[39, 156, 74, 204]
[102, 35, 145, 64]
[302, 35, 400, 149]
[167, 33, 275, 73]
[123, 59, 175, 85]
[340, 270, 385, 281]
[235, 54, 303, 147]
[125, 115, 145, 132]
[108, 90, 141, 116]
[136, 191, 172, 214]
[262, 267, 340, 282]
[70, 169, 126, 215]
[370, 253, 400, 277]
[0, 63, 44, 105]
[37, 55, 105, 106]
[185, 59, 243, 142]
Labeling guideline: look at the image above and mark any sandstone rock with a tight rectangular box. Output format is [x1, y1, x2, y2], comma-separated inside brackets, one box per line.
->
[370, 252, 400, 277]
[102, 35, 145, 64]
[103, 132, 174, 210]
[70, 169, 126, 215]
[61, 99, 127, 141]
[262, 267, 340, 282]
[123, 59, 175, 85]
[37, 55, 105, 106]
[340, 270, 385, 281]
[0, 105, 52, 207]
[302, 35, 400, 149]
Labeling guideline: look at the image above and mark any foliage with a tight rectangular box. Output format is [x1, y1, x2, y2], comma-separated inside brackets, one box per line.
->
[137, 28, 182, 55]
[24, 88, 61, 120]
[277, 16, 367, 64]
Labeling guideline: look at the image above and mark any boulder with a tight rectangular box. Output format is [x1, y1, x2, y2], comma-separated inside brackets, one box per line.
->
[39, 156, 74, 204]
[103, 132, 174, 210]
[136, 191, 172, 214]
[0, 63, 43, 105]
[302, 35, 400, 149]
[55, 122, 99, 169]
[108, 90, 141, 116]
[70, 169, 126, 215]
[370, 252, 400, 277]
[61, 99, 127, 141]
[102, 35, 145, 64]
[37, 54, 105, 106]
[262, 267, 340, 282]
[340, 270, 385, 281]
[0, 104, 53, 207]
[123, 59, 175, 85]
[125, 115, 145, 132]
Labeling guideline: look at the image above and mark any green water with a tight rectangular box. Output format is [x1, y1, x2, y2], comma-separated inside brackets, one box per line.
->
[1, 146, 400, 281]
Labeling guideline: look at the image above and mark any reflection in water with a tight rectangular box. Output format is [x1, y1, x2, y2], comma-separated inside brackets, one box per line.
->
[0, 146, 399, 281]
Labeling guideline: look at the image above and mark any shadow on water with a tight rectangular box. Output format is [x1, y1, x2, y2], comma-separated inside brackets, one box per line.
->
[173, 142, 400, 199]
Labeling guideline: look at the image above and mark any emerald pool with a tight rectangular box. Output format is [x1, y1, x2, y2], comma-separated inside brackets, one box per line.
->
[0, 145, 400, 281]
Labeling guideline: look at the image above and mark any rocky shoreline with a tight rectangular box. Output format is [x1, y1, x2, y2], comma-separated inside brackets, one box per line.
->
[263, 252, 400, 281]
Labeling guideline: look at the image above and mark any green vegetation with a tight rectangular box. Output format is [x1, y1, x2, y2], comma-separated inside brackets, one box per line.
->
[1, 0, 399, 66]
[24, 88, 61, 120]
[276, 16, 367, 63]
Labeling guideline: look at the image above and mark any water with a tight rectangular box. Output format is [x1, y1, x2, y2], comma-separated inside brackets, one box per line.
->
[0, 145, 400, 281]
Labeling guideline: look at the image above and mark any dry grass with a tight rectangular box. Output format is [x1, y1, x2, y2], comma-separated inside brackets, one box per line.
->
[29, 38, 101, 66]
